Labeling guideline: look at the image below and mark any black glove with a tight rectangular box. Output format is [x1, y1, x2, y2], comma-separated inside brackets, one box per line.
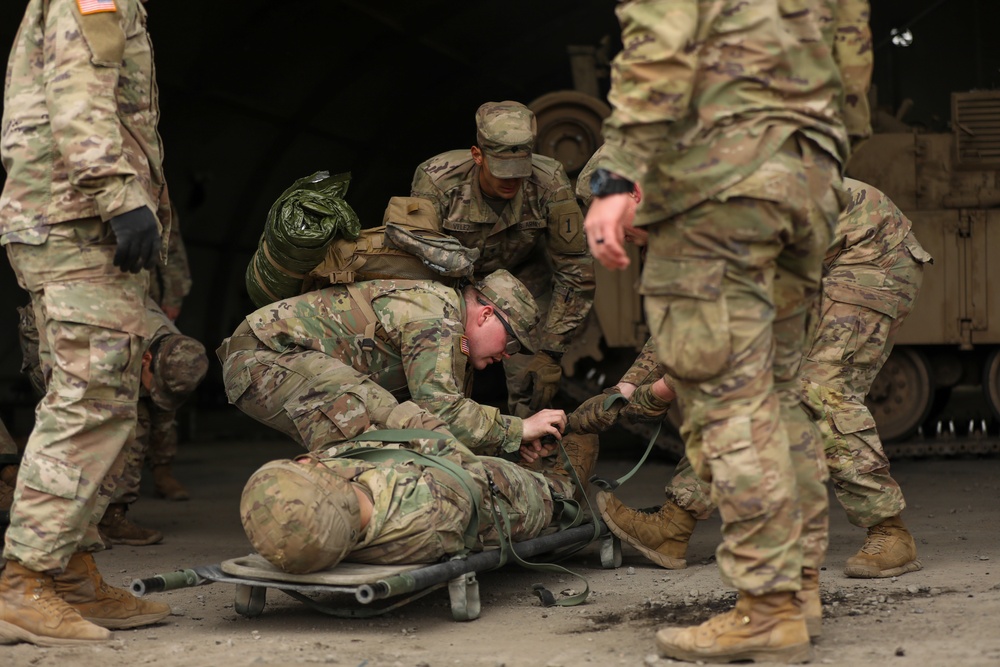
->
[524, 350, 563, 411]
[567, 387, 627, 434]
[621, 382, 672, 422]
[109, 206, 160, 273]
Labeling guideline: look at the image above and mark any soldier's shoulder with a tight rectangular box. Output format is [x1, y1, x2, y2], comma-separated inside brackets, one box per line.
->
[529, 154, 572, 189]
[414, 150, 476, 184]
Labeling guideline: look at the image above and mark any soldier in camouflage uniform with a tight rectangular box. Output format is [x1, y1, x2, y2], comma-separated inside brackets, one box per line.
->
[219, 269, 569, 458]
[411, 101, 596, 419]
[145, 202, 195, 500]
[583, 1, 871, 663]
[240, 401, 597, 575]
[0, 0, 172, 644]
[580, 179, 929, 636]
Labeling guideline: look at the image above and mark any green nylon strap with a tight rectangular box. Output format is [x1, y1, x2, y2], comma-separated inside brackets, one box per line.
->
[602, 391, 628, 410]
[341, 429, 482, 553]
[591, 422, 662, 492]
[483, 475, 590, 607]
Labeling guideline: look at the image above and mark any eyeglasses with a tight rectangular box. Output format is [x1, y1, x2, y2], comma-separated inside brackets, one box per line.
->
[477, 298, 522, 356]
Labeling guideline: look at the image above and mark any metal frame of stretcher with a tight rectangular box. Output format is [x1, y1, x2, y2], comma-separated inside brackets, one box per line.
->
[131, 520, 622, 621]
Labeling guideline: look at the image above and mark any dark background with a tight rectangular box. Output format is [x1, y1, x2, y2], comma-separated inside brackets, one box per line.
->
[0, 0, 998, 435]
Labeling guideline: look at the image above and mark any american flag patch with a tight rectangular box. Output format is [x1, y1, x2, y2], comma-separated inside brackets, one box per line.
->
[77, 0, 117, 15]
[459, 335, 470, 356]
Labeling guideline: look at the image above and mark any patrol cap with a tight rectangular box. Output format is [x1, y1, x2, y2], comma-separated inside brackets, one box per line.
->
[241, 457, 362, 575]
[476, 101, 536, 179]
[474, 269, 539, 354]
[148, 334, 209, 411]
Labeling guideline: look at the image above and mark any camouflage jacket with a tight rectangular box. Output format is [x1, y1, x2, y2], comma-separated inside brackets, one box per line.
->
[0, 0, 169, 242]
[599, 0, 866, 220]
[411, 151, 595, 353]
[244, 279, 523, 454]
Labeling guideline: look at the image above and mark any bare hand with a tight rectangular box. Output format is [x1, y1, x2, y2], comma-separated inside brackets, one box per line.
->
[521, 408, 567, 443]
[585, 193, 637, 270]
[519, 438, 559, 463]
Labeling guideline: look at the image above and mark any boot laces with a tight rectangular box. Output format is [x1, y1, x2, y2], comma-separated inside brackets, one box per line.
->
[860, 525, 892, 555]
[30, 579, 82, 620]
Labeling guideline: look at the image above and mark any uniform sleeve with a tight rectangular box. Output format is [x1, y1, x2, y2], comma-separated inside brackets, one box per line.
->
[157, 208, 193, 309]
[44, 0, 149, 220]
[410, 164, 448, 223]
[619, 338, 668, 387]
[540, 167, 596, 353]
[399, 318, 524, 455]
[834, 0, 873, 144]
[600, 0, 700, 182]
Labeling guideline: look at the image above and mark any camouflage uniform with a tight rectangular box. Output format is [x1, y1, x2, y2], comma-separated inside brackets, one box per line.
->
[242, 408, 574, 569]
[598, 0, 865, 596]
[411, 102, 595, 416]
[0, 0, 169, 572]
[220, 276, 529, 456]
[657, 179, 931, 529]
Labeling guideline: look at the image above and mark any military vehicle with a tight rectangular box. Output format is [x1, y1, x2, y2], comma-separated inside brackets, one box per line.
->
[530, 50, 1000, 458]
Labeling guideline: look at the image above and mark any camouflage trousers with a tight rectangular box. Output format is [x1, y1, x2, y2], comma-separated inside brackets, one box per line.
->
[803, 232, 928, 527]
[664, 233, 928, 530]
[3, 219, 148, 572]
[641, 135, 842, 595]
[111, 400, 178, 505]
[220, 338, 403, 452]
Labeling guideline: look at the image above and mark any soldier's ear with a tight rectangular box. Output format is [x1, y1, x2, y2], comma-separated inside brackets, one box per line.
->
[471, 146, 483, 165]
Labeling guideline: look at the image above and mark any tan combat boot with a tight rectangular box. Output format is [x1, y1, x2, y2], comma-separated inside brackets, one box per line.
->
[597, 492, 696, 569]
[152, 464, 190, 501]
[99, 503, 163, 546]
[656, 591, 812, 664]
[542, 433, 600, 502]
[796, 567, 821, 639]
[0, 559, 111, 646]
[844, 515, 923, 578]
[54, 552, 170, 629]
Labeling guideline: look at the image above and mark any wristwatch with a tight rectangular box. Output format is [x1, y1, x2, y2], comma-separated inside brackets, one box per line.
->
[589, 168, 635, 198]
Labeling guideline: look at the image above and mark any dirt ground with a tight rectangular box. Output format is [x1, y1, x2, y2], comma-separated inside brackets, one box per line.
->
[3, 433, 999, 667]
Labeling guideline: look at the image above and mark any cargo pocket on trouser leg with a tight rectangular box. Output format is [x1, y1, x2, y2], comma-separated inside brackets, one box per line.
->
[285, 390, 371, 452]
[701, 415, 770, 525]
[10, 454, 83, 554]
[640, 256, 731, 383]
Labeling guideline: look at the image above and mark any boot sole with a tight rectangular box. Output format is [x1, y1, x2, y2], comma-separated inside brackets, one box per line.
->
[84, 608, 171, 630]
[0, 619, 111, 646]
[844, 558, 923, 579]
[597, 492, 687, 570]
[656, 633, 812, 664]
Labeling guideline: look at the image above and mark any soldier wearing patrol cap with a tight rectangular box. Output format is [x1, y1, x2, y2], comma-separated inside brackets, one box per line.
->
[411, 101, 596, 420]
[218, 269, 569, 459]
